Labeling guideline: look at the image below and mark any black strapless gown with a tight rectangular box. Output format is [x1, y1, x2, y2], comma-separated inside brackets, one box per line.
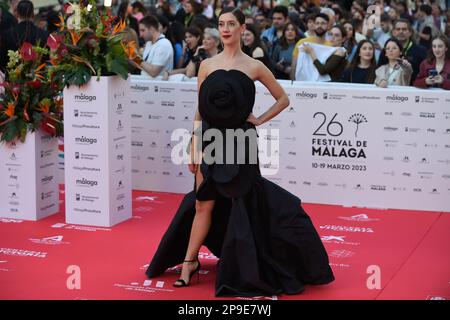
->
[146, 69, 335, 297]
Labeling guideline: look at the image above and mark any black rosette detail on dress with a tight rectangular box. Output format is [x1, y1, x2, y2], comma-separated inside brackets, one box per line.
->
[199, 69, 255, 129]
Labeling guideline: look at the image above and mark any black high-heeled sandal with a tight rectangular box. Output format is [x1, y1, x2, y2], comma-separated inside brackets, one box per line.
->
[173, 259, 201, 287]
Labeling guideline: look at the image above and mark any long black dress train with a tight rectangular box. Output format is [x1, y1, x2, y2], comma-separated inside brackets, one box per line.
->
[146, 69, 335, 296]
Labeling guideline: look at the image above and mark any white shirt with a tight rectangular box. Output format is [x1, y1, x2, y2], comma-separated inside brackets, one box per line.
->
[295, 42, 338, 82]
[141, 34, 174, 76]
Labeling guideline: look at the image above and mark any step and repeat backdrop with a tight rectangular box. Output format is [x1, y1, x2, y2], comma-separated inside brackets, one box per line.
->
[128, 75, 450, 212]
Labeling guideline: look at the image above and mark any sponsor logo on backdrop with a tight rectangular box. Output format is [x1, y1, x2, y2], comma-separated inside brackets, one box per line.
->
[115, 104, 124, 116]
[74, 152, 99, 160]
[73, 166, 101, 172]
[74, 93, 96, 102]
[72, 124, 100, 129]
[29, 235, 70, 245]
[153, 86, 174, 93]
[383, 126, 398, 132]
[73, 208, 101, 214]
[131, 141, 143, 147]
[180, 88, 196, 93]
[116, 120, 124, 131]
[75, 193, 99, 203]
[351, 95, 380, 100]
[130, 84, 149, 92]
[0, 248, 47, 258]
[113, 91, 125, 99]
[405, 142, 418, 148]
[419, 112, 435, 118]
[404, 127, 420, 133]
[75, 178, 98, 187]
[161, 101, 175, 107]
[430, 188, 440, 194]
[75, 136, 97, 145]
[370, 184, 387, 191]
[41, 175, 54, 185]
[295, 91, 317, 99]
[40, 149, 54, 158]
[323, 93, 346, 100]
[41, 191, 54, 200]
[73, 110, 98, 118]
[148, 115, 162, 120]
[416, 97, 439, 104]
[385, 94, 408, 103]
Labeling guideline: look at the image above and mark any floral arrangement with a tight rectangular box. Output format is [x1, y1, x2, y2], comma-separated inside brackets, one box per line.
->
[48, 0, 141, 86]
[0, 43, 63, 143]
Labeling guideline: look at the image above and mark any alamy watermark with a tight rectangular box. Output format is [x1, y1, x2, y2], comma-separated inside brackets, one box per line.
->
[170, 121, 280, 175]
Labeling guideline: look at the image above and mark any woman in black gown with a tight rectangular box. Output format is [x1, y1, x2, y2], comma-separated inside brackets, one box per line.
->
[146, 7, 335, 297]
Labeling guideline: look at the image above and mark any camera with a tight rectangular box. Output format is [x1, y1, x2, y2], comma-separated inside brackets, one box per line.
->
[193, 48, 208, 63]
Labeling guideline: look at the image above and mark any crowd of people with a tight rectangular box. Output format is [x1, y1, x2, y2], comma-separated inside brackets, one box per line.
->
[1, 0, 449, 89]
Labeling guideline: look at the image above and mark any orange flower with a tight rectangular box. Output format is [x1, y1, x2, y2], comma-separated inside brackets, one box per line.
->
[54, 15, 65, 32]
[35, 63, 46, 72]
[113, 19, 126, 34]
[23, 101, 30, 122]
[4, 103, 15, 118]
[69, 30, 82, 45]
[38, 99, 51, 114]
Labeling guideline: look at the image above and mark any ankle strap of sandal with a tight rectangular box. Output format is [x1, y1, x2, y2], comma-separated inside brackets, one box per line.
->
[183, 259, 198, 263]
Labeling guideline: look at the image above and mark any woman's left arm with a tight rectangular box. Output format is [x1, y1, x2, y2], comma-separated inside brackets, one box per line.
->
[249, 61, 289, 126]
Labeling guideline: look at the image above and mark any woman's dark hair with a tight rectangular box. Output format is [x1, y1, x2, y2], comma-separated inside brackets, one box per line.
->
[427, 35, 450, 63]
[243, 23, 264, 53]
[279, 22, 301, 49]
[190, 0, 205, 15]
[139, 15, 159, 30]
[170, 21, 185, 44]
[131, 1, 146, 14]
[185, 26, 203, 42]
[331, 24, 347, 41]
[378, 37, 404, 66]
[219, 7, 245, 25]
[342, 20, 356, 54]
[117, 1, 130, 19]
[346, 39, 376, 83]
[17, 0, 34, 19]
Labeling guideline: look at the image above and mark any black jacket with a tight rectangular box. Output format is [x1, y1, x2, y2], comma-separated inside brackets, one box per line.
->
[403, 41, 427, 83]
[0, 21, 49, 72]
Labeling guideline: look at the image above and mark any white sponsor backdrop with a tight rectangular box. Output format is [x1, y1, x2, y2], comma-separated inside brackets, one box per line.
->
[64, 76, 132, 227]
[129, 75, 450, 212]
[0, 130, 59, 220]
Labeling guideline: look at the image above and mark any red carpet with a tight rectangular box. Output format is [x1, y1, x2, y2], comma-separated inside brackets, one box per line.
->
[0, 185, 448, 300]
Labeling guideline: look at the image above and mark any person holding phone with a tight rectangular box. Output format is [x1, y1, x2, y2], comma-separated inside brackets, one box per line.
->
[414, 35, 450, 90]
[272, 22, 302, 79]
[375, 38, 413, 88]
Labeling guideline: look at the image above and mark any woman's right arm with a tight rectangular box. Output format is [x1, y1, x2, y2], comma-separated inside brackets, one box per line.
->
[189, 60, 209, 170]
